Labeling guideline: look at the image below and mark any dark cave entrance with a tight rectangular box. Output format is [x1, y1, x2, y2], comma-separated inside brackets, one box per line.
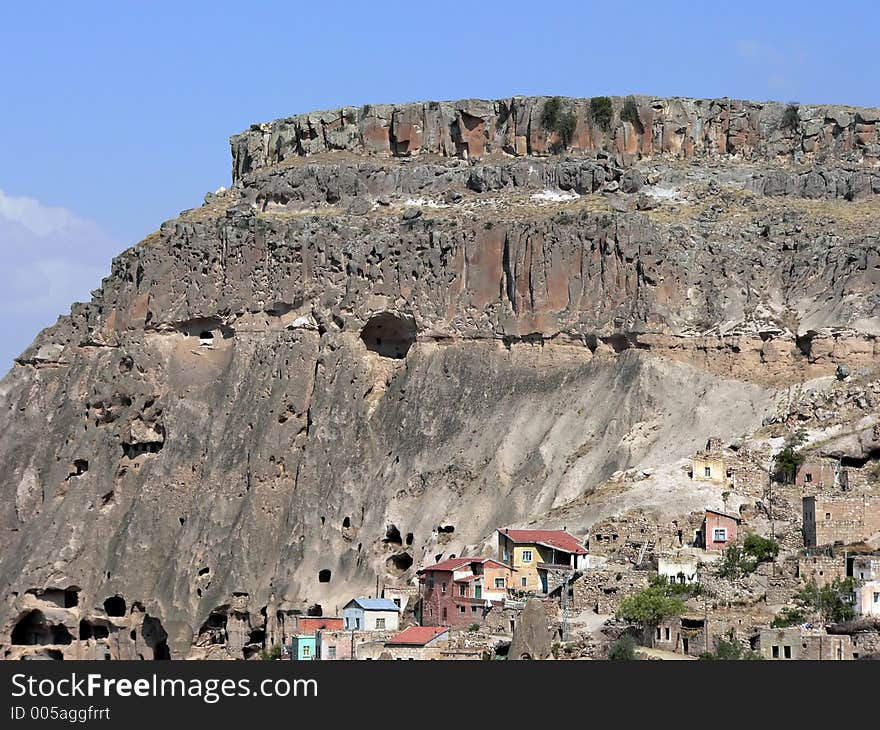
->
[360, 313, 416, 359]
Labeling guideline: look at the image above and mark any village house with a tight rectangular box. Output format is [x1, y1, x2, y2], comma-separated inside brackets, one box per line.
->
[382, 586, 419, 615]
[852, 581, 880, 617]
[498, 529, 588, 593]
[315, 629, 393, 660]
[690, 438, 732, 486]
[286, 634, 316, 660]
[759, 627, 854, 660]
[651, 614, 708, 656]
[418, 557, 513, 627]
[697, 509, 741, 551]
[381, 625, 450, 660]
[658, 553, 700, 584]
[294, 616, 344, 634]
[851, 555, 880, 581]
[802, 495, 880, 547]
[796, 459, 847, 491]
[798, 553, 846, 588]
[342, 598, 400, 632]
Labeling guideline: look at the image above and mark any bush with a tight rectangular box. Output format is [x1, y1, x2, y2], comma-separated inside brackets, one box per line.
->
[259, 645, 282, 661]
[590, 96, 613, 131]
[771, 606, 806, 628]
[617, 582, 686, 628]
[467, 623, 480, 632]
[541, 96, 577, 150]
[608, 634, 639, 660]
[796, 578, 856, 623]
[699, 629, 760, 660]
[773, 429, 807, 483]
[743, 533, 779, 563]
[780, 103, 800, 130]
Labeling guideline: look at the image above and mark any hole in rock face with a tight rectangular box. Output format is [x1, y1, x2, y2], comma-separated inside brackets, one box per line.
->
[438, 525, 455, 534]
[384, 525, 403, 545]
[142, 615, 171, 660]
[405, 532, 414, 546]
[318, 569, 332, 583]
[342, 516, 351, 529]
[307, 604, 323, 617]
[360, 313, 416, 359]
[12, 611, 52, 645]
[386, 552, 414, 575]
[103, 596, 126, 617]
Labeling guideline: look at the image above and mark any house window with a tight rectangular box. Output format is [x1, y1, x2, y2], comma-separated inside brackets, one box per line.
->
[459, 585, 466, 597]
[442, 608, 447, 620]
[825, 513, 831, 520]
[664, 627, 670, 640]
[713, 528, 727, 542]
[302, 645, 311, 657]
[704, 466, 711, 477]
[376, 618, 386, 629]
[805, 473, 812, 483]
[772, 646, 779, 658]
[328, 646, 336, 659]
[522, 550, 533, 562]
[427, 577, 434, 588]
[521, 577, 527, 587]
[471, 606, 479, 613]
[494, 578, 505, 589]
[656, 627, 661, 640]
[873, 592, 879, 603]
[393, 598, 401, 607]
[458, 606, 466, 614]
[441, 582, 447, 594]
[783, 646, 791, 659]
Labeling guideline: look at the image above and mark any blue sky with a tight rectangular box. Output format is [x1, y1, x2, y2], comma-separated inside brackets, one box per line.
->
[1, 1, 878, 372]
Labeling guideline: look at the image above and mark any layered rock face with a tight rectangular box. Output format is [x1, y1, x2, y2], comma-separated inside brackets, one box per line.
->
[1, 95, 879, 659]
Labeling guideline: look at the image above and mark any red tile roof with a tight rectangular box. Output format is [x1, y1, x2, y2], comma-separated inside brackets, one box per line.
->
[419, 557, 510, 573]
[386, 625, 449, 646]
[499, 529, 587, 555]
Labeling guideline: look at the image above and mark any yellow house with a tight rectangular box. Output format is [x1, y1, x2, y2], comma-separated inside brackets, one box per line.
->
[497, 529, 587, 593]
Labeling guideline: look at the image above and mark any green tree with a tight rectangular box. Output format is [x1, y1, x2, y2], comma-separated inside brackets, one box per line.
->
[716, 545, 757, 579]
[617, 582, 686, 629]
[773, 429, 807, 483]
[541, 96, 577, 150]
[743, 533, 779, 563]
[608, 634, 639, 660]
[259, 645, 282, 660]
[796, 578, 856, 623]
[699, 630, 760, 660]
[771, 606, 806, 628]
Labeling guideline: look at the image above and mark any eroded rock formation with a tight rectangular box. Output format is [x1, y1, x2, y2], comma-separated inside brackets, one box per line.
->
[1, 94, 878, 658]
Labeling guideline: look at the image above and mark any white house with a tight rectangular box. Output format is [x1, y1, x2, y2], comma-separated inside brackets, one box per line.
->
[853, 581, 880, 617]
[658, 554, 700, 585]
[852, 556, 880, 581]
[342, 598, 400, 631]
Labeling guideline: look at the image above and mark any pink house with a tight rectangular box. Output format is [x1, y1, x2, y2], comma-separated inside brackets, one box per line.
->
[701, 509, 740, 551]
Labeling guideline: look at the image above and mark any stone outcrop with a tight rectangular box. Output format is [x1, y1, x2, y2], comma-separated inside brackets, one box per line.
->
[1, 94, 878, 659]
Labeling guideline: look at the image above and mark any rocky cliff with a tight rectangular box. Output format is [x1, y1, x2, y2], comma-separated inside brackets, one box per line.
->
[1, 94, 879, 659]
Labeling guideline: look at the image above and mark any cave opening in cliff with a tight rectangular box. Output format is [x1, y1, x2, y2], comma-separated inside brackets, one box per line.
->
[11, 610, 52, 645]
[52, 625, 73, 645]
[318, 569, 332, 583]
[405, 532, 414, 546]
[142, 615, 171, 660]
[199, 331, 214, 347]
[438, 524, 455, 534]
[386, 552, 414, 575]
[122, 441, 164, 458]
[360, 312, 417, 359]
[307, 604, 323, 616]
[103, 595, 126, 617]
[383, 524, 403, 545]
[342, 516, 351, 528]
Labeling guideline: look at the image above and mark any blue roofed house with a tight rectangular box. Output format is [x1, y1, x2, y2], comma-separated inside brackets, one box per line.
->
[342, 598, 400, 631]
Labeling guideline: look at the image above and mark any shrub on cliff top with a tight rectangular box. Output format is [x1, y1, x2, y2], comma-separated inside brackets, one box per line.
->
[590, 96, 613, 131]
[541, 96, 577, 149]
[780, 103, 800, 130]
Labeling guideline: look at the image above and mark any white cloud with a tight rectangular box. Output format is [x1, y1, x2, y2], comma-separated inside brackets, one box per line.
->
[0, 189, 80, 237]
[0, 189, 119, 373]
